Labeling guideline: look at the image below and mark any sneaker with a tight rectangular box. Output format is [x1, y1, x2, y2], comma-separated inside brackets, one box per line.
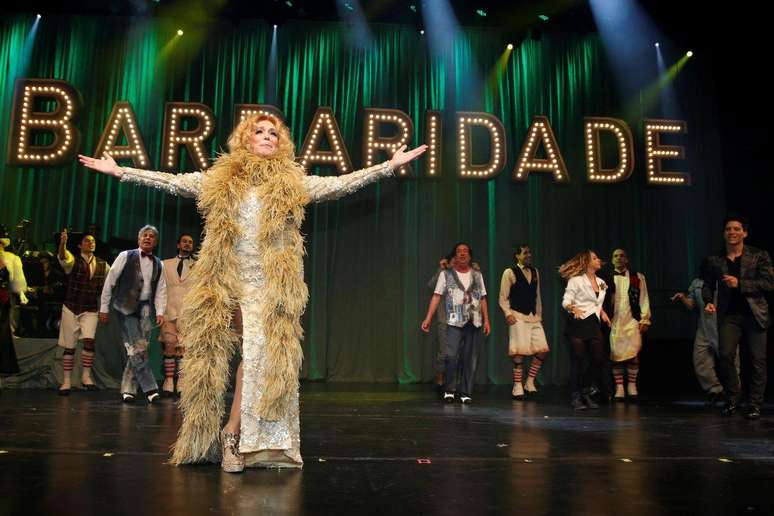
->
[745, 405, 761, 420]
[122, 393, 136, 403]
[511, 382, 524, 400]
[720, 400, 738, 417]
[571, 393, 587, 411]
[459, 395, 472, 404]
[147, 392, 160, 404]
[443, 392, 455, 403]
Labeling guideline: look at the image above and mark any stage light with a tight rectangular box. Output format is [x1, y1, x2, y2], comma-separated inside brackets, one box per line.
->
[36, 14, 41, 19]
[655, 42, 660, 47]
[538, 14, 549, 21]
[686, 50, 693, 57]
[177, 29, 183, 36]
[286, 1, 293, 6]
[344, 2, 354, 10]
[420, 29, 425, 35]
[410, 4, 417, 12]
[273, 24, 277, 29]
[507, 43, 513, 50]
[476, 9, 487, 17]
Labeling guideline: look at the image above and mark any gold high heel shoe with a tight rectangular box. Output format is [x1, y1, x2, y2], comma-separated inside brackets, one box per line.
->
[220, 429, 245, 473]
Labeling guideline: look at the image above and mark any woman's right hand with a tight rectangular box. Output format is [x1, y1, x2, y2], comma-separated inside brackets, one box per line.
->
[571, 306, 584, 319]
[78, 153, 122, 178]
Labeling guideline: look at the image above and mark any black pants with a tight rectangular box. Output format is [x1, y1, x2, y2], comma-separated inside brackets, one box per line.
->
[566, 316, 606, 397]
[718, 314, 768, 406]
[444, 322, 482, 396]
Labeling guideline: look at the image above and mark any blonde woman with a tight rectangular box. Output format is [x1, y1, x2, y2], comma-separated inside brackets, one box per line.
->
[559, 250, 610, 410]
[80, 114, 426, 472]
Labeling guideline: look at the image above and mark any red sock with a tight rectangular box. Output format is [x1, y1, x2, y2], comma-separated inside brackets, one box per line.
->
[513, 365, 523, 384]
[528, 357, 544, 379]
[163, 356, 176, 381]
[613, 366, 625, 385]
[63, 353, 75, 373]
[81, 351, 94, 369]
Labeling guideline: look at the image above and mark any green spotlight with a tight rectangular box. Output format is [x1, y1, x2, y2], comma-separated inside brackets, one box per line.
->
[686, 50, 693, 57]
[177, 29, 183, 36]
[507, 43, 513, 50]
[410, 4, 417, 12]
[476, 9, 487, 17]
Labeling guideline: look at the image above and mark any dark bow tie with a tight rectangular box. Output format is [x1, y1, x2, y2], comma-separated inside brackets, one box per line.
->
[141, 251, 153, 259]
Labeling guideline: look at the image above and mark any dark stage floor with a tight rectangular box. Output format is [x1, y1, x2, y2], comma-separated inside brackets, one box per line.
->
[2, 385, 774, 516]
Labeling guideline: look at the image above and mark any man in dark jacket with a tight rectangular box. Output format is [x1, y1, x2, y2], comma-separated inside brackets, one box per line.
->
[703, 215, 774, 419]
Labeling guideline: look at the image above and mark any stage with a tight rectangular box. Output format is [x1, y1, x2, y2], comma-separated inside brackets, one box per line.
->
[2, 385, 773, 515]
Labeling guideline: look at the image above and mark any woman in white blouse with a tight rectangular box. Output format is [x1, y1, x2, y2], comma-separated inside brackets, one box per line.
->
[559, 250, 610, 411]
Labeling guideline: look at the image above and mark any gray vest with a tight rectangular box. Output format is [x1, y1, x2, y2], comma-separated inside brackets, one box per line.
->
[112, 250, 161, 315]
[442, 268, 485, 328]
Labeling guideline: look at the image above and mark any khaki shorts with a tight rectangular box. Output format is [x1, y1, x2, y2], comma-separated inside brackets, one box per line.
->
[57, 305, 99, 349]
[507, 320, 549, 356]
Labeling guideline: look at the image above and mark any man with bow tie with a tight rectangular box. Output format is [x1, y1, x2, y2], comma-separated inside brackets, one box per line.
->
[100, 225, 167, 404]
[160, 233, 196, 397]
[606, 249, 651, 401]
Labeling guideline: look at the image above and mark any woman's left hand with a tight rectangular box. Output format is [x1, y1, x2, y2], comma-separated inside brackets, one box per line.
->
[601, 311, 611, 326]
[389, 144, 428, 170]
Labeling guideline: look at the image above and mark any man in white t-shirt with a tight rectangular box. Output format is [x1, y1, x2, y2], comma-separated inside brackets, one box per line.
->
[421, 242, 490, 404]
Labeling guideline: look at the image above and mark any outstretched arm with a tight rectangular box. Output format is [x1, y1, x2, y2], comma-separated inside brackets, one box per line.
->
[303, 144, 427, 203]
[78, 153, 203, 199]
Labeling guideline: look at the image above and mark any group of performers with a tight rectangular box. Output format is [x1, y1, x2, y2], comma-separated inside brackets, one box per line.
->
[1, 110, 770, 476]
[421, 216, 772, 423]
[421, 244, 652, 411]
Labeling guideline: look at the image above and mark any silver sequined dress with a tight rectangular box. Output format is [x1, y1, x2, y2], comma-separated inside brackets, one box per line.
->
[119, 160, 393, 466]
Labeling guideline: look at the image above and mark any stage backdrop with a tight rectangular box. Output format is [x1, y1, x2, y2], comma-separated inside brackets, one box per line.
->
[0, 15, 725, 385]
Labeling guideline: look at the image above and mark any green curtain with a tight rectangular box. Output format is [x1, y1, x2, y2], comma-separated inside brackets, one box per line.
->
[0, 16, 724, 385]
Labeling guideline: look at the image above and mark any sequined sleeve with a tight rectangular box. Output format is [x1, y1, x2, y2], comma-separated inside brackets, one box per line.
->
[119, 167, 203, 199]
[302, 161, 393, 203]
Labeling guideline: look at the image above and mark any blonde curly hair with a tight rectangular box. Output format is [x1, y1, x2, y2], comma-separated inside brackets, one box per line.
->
[558, 249, 597, 280]
[226, 113, 295, 160]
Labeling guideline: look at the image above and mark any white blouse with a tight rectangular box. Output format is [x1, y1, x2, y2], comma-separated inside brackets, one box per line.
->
[562, 274, 607, 320]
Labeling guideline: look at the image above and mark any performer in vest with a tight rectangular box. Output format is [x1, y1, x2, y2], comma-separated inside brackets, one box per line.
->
[56, 229, 109, 395]
[421, 242, 491, 404]
[99, 225, 167, 404]
[606, 249, 651, 401]
[498, 245, 549, 400]
[160, 233, 196, 397]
